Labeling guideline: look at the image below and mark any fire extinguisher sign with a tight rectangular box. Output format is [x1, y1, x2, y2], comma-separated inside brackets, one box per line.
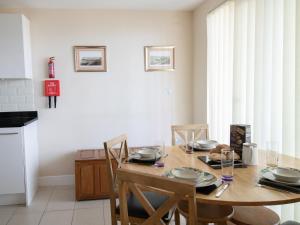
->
[44, 80, 60, 96]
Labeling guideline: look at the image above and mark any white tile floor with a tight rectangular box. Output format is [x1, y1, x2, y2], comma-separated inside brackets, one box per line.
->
[0, 186, 185, 225]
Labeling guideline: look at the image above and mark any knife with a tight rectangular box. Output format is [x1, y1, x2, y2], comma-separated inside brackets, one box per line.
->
[215, 183, 230, 198]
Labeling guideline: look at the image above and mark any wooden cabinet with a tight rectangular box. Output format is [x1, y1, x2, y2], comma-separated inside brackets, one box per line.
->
[0, 14, 32, 79]
[75, 149, 116, 201]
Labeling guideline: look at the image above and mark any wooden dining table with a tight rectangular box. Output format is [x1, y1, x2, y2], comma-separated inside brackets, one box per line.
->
[121, 146, 300, 206]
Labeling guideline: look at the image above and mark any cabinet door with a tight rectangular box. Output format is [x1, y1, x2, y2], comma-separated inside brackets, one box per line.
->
[0, 14, 32, 78]
[0, 128, 25, 194]
[77, 163, 95, 198]
[93, 163, 110, 196]
[94, 164, 102, 196]
[100, 160, 117, 195]
[75, 159, 117, 200]
[99, 163, 110, 194]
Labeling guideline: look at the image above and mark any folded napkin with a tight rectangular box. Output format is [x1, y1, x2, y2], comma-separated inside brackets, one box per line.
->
[196, 179, 222, 195]
[258, 178, 300, 194]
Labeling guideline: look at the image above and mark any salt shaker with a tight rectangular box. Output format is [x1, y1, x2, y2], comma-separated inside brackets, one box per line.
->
[242, 143, 258, 165]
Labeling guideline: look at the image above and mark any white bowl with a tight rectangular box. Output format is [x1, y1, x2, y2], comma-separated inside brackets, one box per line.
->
[171, 168, 201, 180]
[136, 148, 157, 158]
[270, 167, 300, 183]
[197, 140, 218, 148]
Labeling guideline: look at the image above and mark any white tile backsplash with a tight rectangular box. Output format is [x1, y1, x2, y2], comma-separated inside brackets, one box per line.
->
[0, 80, 35, 112]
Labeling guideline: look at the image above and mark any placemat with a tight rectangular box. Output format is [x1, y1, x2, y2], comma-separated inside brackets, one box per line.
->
[258, 178, 300, 194]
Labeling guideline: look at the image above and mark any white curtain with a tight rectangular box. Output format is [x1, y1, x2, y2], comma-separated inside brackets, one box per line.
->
[207, 0, 300, 221]
[207, 0, 235, 144]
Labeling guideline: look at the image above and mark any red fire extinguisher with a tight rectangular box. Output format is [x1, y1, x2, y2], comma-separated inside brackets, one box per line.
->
[45, 56, 60, 108]
[48, 57, 55, 78]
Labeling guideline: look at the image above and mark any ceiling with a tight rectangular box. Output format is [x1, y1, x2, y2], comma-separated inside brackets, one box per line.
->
[0, 0, 205, 11]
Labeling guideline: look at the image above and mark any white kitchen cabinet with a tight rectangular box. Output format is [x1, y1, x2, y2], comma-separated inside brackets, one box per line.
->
[0, 128, 25, 194]
[0, 14, 32, 79]
[0, 122, 38, 206]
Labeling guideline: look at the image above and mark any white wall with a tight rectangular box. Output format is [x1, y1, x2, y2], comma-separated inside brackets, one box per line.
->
[11, 9, 193, 176]
[192, 0, 226, 123]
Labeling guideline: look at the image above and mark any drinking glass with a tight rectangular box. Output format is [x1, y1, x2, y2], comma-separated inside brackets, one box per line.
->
[266, 141, 279, 168]
[154, 139, 165, 167]
[185, 130, 195, 154]
[153, 140, 165, 154]
[221, 148, 234, 182]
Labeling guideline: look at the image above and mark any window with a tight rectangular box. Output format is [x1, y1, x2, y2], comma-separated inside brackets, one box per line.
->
[207, 0, 299, 220]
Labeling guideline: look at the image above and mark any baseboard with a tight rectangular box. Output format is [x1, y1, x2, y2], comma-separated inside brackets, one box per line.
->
[0, 193, 26, 206]
[38, 175, 75, 187]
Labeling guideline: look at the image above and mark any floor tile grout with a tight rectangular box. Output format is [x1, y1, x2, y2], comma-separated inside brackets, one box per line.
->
[70, 189, 76, 225]
[37, 186, 56, 225]
[5, 206, 18, 225]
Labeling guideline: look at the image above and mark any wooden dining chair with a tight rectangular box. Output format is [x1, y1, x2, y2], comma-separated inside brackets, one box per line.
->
[171, 124, 209, 146]
[117, 168, 198, 225]
[171, 124, 234, 224]
[104, 134, 180, 225]
[104, 134, 130, 225]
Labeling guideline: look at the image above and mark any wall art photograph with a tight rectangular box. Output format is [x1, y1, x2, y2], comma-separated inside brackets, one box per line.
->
[74, 46, 107, 72]
[144, 46, 175, 72]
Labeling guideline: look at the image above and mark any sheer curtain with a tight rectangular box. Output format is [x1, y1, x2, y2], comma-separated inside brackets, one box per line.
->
[207, 0, 300, 221]
[207, 0, 234, 144]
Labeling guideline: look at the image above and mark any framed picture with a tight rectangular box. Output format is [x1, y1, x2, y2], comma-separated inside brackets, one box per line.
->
[74, 46, 107, 72]
[144, 46, 175, 72]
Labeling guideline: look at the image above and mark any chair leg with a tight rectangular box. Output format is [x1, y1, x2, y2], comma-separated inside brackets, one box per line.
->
[110, 202, 117, 225]
[111, 214, 118, 225]
[175, 208, 180, 225]
[111, 216, 117, 225]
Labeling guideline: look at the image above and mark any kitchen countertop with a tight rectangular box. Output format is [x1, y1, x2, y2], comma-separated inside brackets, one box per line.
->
[0, 111, 38, 128]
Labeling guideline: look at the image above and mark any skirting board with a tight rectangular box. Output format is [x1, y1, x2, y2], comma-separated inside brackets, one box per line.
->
[38, 175, 75, 187]
[0, 193, 26, 206]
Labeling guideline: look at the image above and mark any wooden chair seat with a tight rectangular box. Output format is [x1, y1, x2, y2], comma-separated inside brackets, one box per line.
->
[230, 206, 280, 225]
[178, 201, 234, 224]
[115, 191, 172, 222]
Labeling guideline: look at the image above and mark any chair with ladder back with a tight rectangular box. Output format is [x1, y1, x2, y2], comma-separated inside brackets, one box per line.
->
[117, 167, 198, 225]
[104, 134, 179, 225]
